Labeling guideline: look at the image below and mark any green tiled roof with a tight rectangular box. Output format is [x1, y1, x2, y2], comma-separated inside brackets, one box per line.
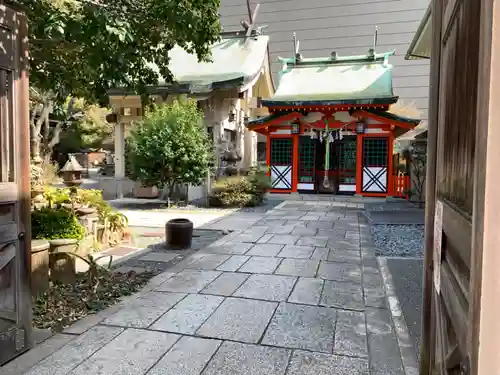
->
[263, 51, 398, 107]
[147, 35, 269, 93]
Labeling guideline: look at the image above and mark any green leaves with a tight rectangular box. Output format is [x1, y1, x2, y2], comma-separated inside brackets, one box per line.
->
[127, 100, 211, 193]
[9, 0, 221, 104]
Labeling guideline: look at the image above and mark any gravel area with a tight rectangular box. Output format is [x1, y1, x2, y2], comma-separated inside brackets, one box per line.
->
[371, 224, 424, 257]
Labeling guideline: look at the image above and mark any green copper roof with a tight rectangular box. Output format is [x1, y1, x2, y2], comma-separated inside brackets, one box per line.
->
[148, 35, 269, 93]
[366, 109, 421, 125]
[263, 51, 397, 107]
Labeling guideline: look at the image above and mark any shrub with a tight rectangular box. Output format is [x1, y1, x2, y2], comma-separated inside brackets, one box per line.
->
[210, 171, 270, 207]
[127, 100, 212, 198]
[31, 207, 86, 240]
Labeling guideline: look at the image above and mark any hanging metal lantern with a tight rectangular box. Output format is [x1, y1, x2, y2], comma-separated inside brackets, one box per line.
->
[356, 120, 367, 134]
[243, 115, 250, 125]
[291, 122, 300, 134]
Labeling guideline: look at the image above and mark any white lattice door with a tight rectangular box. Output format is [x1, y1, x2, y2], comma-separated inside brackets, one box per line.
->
[361, 137, 389, 193]
[270, 138, 293, 190]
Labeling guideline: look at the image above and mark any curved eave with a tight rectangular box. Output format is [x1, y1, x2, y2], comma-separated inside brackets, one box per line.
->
[262, 97, 398, 108]
[406, 4, 432, 60]
[365, 109, 421, 126]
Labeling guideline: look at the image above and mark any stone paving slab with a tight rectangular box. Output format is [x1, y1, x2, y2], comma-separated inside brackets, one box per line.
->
[265, 224, 297, 234]
[262, 302, 337, 353]
[233, 274, 296, 301]
[185, 254, 230, 270]
[327, 249, 362, 264]
[200, 272, 250, 296]
[277, 245, 315, 259]
[246, 243, 284, 257]
[287, 350, 369, 375]
[266, 234, 300, 245]
[334, 310, 368, 357]
[155, 270, 221, 293]
[71, 329, 180, 375]
[196, 297, 277, 343]
[147, 336, 222, 375]
[288, 277, 324, 306]
[317, 261, 362, 284]
[275, 258, 319, 277]
[237, 256, 282, 274]
[296, 236, 329, 247]
[204, 241, 253, 255]
[215, 255, 250, 272]
[24, 326, 124, 375]
[311, 247, 330, 260]
[150, 294, 224, 334]
[202, 341, 290, 375]
[102, 291, 185, 328]
[320, 280, 364, 310]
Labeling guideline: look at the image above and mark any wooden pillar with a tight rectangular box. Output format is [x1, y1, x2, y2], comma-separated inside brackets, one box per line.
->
[114, 122, 126, 198]
[355, 133, 364, 195]
[470, 2, 500, 374]
[292, 133, 299, 192]
[387, 133, 394, 196]
[420, 0, 442, 372]
[243, 87, 256, 168]
[266, 131, 271, 176]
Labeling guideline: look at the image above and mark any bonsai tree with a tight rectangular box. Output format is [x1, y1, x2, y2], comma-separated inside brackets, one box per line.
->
[127, 100, 211, 200]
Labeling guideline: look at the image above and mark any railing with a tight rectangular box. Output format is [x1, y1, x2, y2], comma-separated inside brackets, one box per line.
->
[393, 174, 411, 199]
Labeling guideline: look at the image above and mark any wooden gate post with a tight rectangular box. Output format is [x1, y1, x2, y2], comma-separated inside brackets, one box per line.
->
[470, 2, 500, 374]
[420, 0, 443, 373]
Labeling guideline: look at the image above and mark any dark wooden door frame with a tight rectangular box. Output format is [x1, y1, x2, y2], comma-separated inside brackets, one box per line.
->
[0, 4, 33, 365]
[422, 1, 500, 375]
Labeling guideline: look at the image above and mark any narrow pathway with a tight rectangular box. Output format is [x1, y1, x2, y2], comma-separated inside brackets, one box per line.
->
[5, 201, 415, 375]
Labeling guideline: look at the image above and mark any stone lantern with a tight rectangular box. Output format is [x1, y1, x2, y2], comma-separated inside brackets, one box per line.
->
[222, 149, 242, 176]
[61, 155, 84, 187]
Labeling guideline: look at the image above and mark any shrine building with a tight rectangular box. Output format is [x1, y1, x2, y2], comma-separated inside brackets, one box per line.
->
[247, 48, 420, 197]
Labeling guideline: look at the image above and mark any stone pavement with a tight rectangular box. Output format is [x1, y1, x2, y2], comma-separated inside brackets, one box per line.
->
[3, 200, 416, 375]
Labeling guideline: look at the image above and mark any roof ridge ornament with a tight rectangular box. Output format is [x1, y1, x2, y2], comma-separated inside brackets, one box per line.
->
[293, 32, 302, 62]
[368, 26, 379, 60]
[242, 0, 261, 38]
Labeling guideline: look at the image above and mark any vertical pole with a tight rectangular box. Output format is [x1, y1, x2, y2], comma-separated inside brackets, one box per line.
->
[114, 122, 126, 198]
[420, 1, 442, 373]
[356, 133, 363, 195]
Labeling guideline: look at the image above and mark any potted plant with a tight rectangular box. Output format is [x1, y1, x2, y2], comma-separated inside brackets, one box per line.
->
[31, 207, 86, 284]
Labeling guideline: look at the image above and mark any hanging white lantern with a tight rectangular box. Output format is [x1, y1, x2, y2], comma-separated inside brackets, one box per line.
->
[327, 132, 334, 143]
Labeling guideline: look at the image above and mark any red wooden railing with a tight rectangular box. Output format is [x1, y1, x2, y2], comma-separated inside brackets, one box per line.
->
[393, 174, 411, 199]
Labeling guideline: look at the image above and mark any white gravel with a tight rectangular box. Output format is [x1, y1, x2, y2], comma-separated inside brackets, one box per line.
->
[371, 224, 424, 257]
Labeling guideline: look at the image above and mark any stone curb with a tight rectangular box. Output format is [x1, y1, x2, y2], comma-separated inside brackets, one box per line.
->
[378, 256, 419, 375]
